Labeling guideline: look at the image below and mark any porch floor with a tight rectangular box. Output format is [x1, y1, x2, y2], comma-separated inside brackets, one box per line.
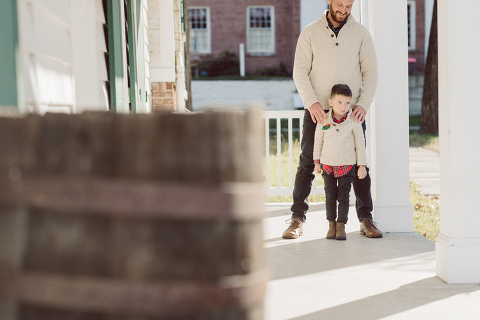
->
[263, 204, 480, 320]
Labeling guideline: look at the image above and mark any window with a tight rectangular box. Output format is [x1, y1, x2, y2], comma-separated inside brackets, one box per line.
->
[247, 6, 275, 54]
[407, 1, 416, 50]
[189, 7, 211, 54]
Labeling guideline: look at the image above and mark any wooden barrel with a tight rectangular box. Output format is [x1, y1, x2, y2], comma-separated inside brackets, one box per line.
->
[0, 110, 266, 320]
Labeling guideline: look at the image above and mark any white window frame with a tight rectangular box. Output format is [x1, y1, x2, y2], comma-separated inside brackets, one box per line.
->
[246, 6, 275, 55]
[407, 1, 416, 51]
[189, 6, 211, 54]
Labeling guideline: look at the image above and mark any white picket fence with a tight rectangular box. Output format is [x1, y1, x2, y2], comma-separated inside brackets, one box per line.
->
[262, 110, 325, 196]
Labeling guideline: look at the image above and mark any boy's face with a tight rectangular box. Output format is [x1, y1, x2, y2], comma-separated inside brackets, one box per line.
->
[329, 94, 351, 117]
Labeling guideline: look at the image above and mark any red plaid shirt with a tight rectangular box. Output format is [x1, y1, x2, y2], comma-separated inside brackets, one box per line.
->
[321, 164, 353, 178]
[314, 112, 353, 178]
[332, 113, 348, 124]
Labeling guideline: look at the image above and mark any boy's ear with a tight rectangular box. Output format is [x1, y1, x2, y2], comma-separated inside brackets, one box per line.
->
[328, 98, 333, 107]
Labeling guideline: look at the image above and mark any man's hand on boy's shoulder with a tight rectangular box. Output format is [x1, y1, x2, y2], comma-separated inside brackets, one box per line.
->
[309, 103, 328, 124]
[351, 105, 367, 123]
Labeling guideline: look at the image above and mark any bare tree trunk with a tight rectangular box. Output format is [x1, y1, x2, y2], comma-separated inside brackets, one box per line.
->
[419, 0, 438, 134]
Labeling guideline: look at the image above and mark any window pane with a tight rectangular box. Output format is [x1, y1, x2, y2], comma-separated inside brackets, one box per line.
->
[248, 29, 272, 51]
[189, 8, 209, 53]
[249, 7, 271, 29]
[189, 8, 207, 30]
[248, 7, 273, 52]
[190, 29, 208, 52]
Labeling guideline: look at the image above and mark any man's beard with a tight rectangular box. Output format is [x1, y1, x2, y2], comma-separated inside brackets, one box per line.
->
[329, 6, 349, 23]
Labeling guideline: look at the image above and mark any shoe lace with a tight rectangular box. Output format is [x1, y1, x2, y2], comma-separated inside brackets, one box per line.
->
[285, 218, 302, 226]
[364, 219, 378, 227]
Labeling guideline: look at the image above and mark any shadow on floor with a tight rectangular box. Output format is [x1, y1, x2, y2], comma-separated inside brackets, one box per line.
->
[264, 203, 325, 218]
[264, 237, 285, 243]
[267, 232, 434, 280]
[288, 276, 480, 320]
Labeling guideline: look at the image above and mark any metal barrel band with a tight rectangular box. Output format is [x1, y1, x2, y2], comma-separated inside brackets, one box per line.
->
[0, 268, 268, 316]
[0, 170, 265, 221]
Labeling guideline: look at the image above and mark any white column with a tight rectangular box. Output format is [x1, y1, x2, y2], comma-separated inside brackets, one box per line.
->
[149, 0, 176, 82]
[173, 0, 186, 112]
[357, 1, 371, 169]
[300, 0, 327, 30]
[360, 0, 369, 26]
[239, 44, 245, 77]
[351, 0, 361, 22]
[367, 0, 412, 232]
[436, 0, 480, 284]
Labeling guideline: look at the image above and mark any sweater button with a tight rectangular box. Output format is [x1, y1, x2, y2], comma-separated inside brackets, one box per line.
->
[331, 34, 334, 37]
[336, 43, 339, 46]
[336, 129, 339, 132]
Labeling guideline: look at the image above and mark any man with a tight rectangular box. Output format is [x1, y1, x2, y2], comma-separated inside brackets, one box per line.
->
[282, 0, 383, 239]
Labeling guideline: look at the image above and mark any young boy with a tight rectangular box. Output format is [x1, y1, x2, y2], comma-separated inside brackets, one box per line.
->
[314, 84, 367, 240]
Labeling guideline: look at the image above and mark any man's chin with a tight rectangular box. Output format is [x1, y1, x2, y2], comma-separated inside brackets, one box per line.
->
[334, 14, 348, 23]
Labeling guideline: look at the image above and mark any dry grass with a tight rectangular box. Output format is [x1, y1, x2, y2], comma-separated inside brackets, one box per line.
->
[409, 132, 439, 153]
[410, 182, 440, 242]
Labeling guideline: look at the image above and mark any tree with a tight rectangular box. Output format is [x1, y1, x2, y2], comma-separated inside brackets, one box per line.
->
[419, 0, 438, 134]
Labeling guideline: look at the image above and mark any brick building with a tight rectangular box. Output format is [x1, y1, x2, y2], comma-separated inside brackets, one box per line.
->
[407, 0, 435, 115]
[407, 0, 427, 76]
[188, 0, 301, 76]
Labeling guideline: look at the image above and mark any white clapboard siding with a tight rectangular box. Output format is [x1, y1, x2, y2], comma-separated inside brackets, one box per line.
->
[69, 0, 109, 112]
[17, 0, 75, 113]
[120, 1, 130, 110]
[95, 0, 109, 110]
[35, 7, 72, 63]
[143, 0, 151, 112]
[36, 56, 74, 106]
[147, 0, 160, 68]
[20, 54, 35, 105]
[148, 0, 175, 81]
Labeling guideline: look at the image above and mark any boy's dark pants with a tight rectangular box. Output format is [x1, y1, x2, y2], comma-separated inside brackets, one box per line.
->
[322, 167, 356, 224]
[291, 109, 373, 222]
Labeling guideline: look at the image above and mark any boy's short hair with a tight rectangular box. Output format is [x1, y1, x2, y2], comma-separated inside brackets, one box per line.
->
[330, 84, 352, 98]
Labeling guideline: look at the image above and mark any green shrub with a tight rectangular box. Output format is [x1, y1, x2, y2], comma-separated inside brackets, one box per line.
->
[198, 51, 239, 77]
[257, 62, 290, 77]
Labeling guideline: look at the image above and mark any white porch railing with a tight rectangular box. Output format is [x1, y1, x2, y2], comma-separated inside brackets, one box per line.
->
[263, 110, 325, 196]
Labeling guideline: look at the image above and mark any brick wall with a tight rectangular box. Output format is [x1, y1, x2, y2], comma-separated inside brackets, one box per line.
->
[409, 0, 426, 76]
[188, 0, 300, 75]
[151, 82, 177, 112]
[408, 0, 427, 115]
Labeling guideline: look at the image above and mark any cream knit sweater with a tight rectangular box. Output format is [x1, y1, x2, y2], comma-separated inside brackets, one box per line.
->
[313, 110, 367, 166]
[293, 12, 378, 111]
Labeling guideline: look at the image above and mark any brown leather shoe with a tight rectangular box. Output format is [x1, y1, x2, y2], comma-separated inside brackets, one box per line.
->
[360, 219, 383, 238]
[326, 221, 336, 239]
[335, 222, 346, 240]
[282, 217, 304, 239]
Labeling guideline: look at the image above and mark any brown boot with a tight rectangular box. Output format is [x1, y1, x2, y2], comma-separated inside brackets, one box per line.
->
[360, 219, 383, 238]
[282, 217, 304, 239]
[326, 221, 336, 239]
[335, 222, 346, 240]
